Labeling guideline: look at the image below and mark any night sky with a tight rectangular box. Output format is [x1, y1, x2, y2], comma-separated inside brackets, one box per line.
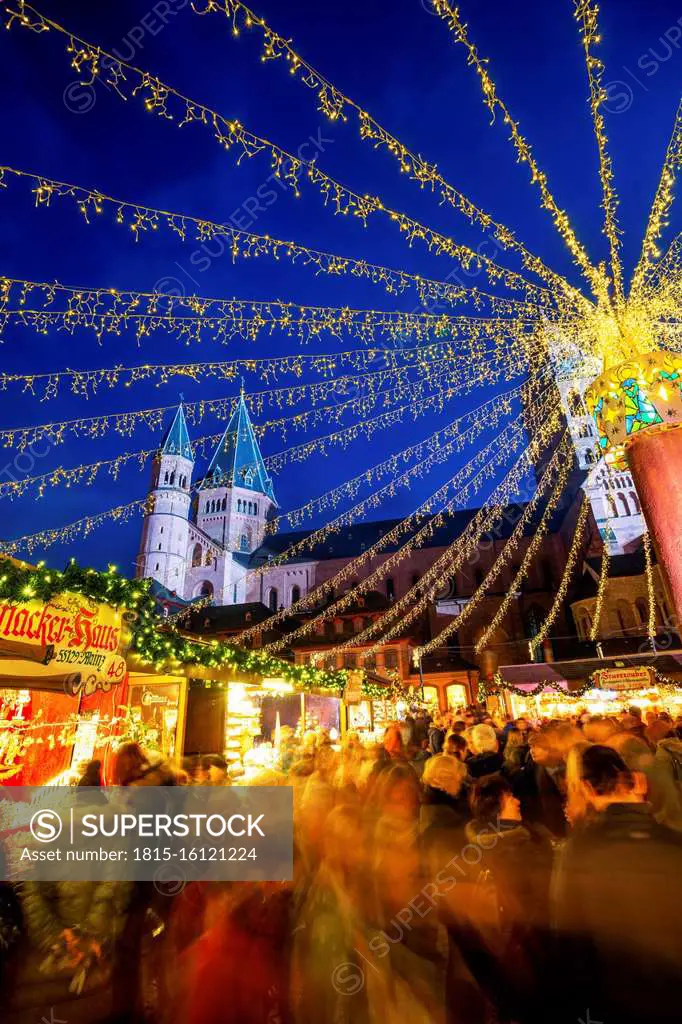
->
[0, 0, 679, 577]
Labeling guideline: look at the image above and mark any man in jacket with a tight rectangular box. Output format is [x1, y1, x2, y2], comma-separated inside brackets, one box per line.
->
[552, 745, 682, 1024]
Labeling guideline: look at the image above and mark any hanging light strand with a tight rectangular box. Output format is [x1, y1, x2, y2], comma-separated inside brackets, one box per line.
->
[0, 165, 568, 316]
[0, 497, 151, 557]
[631, 99, 682, 296]
[0, 357, 494, 452]
[589, 536, 610, 641]
[191, 0, 585, 306]
[292, 405, 562, 662]
[428, 0, 610, 305]
[3, 5, 571, 305]
[643, 530, 657, 641]
[246, 402, 560, 652]
[262, 378, 539, 548]
[573, 0, 624, 305]
[471, 435, 576, 655]
[529, 493, 590, 656]
[320, 426, 571, 661]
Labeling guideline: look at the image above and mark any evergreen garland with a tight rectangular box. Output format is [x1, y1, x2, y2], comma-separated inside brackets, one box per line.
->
[0, 558, 350, 694]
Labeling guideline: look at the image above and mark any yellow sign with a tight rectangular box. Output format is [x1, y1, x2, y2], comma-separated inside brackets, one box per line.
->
[593, 667, 653, 692]
[343, 670, 364, 705]
[0, 591, 128, 696]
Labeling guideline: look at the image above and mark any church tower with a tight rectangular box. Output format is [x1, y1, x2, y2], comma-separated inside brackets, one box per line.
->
[195, 390, 277, 560]
[136, 404, 194, 591]
[553, 358, 645, 554]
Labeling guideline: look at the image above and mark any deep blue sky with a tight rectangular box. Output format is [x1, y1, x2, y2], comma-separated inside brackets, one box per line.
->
[0, 0, 680, 576]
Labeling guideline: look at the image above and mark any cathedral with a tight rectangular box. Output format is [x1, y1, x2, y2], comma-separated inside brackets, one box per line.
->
[136, 392, 278, 607]
[137, 372, 648, 617]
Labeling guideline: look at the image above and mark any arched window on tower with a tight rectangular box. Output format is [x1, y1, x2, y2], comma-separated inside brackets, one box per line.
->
[606, 494, 619, 518]
[164, 471, 169, 484]
[629, 491, 641, 513]
[268, 587, 279, 612]
[191, 543, 202, 568]
[615, 599, 636, 634]
[200, 581, 214, 598]
[169, 471, 175, 486]
[291, 585, 301, 605]
[617, 493, 631, 516]
[254, 502, 258, 516]
[584, 449, 595, 465]
[222, 497, 227, 511]
[635, 597, 648, 626]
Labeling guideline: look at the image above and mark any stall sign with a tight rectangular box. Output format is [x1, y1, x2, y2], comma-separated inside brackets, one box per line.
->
[0, 591, 128, 696]
[592, 667, 653, 691]
[343, 671, 364, 705]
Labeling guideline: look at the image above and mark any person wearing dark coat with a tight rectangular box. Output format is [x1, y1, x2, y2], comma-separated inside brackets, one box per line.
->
[428, 716, 446, 754]
[511, 729, 568, 838]
[552, 745, 682, 1024]
[463, 774, 554, 1024]
[466, 724, 504, 779]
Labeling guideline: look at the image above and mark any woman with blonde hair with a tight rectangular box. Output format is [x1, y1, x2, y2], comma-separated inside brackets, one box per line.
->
[564, 741, 595, 827]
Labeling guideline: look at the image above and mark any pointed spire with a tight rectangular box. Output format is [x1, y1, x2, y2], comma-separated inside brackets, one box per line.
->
[200, 392, 276, 503]
[161, 404, 194, 460]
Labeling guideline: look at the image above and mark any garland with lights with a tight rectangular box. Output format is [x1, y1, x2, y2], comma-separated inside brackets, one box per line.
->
[589, 544, 610, 641]
[0, 557, 350, 693]
[529, 494, 591, 657]
[643, 532, 657, 642]
[242, 417, 538, 650]
[573, 0, 624, 304]
[631, 99, 682, 295]
[5, 4, 563, 305]
[0, 165, 561, 316]
[192, 0, 584, 305]
[356, 430, 573, 664]
[262, 402, 561, 656]
[478, 667, 682, 704]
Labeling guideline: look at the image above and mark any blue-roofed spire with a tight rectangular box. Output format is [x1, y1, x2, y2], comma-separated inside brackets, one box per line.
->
[161, 404, 194, 461]
[200, 393, 276, 503]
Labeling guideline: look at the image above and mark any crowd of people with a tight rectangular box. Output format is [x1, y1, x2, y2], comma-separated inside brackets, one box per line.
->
[1, 702, 682, 1024]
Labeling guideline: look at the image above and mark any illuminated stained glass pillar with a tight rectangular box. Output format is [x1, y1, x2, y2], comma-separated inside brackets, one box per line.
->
[586, 352, 682, 623]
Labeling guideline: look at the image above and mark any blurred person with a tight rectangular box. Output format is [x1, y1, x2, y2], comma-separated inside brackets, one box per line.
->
[409, 737, 432, 779]
[382, 723, 407, 764]
[466, 724, 503, 779]
[445, 733, 469, 762]
[179, 880, 293, 1024]
[421, 752, 469, 837]
[451, 719, 467, 735]
[582, 715, 618, 744]
[513, 728, 568, 838]
[466, 774, 554, 1022]
[399, 713, 415, 747]
[564, 741, 595, 828]
[367, 815, 446, 1022]
[552, 745, 682, 1024]
[429, 714, 446, 754]
[369, 762, 422, 823]
[206, 754, 228, 785]
[501, 727, 528, 774]
[291, 803, 370, 1024]
[611, 728, 682, 832]
[112, 741, 176, 787]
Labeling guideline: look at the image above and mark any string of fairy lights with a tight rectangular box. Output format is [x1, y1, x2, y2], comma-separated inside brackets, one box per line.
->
[189, 0, 587, 306]
[251, 398, 562, 653]
[528, 494, 591, 657]
[315, 429, 572, 665]
[4, 4, 562, 306]
[573, 0, 624, 305]
[0, 0, 680, 691]
[0, 166, 563, 316]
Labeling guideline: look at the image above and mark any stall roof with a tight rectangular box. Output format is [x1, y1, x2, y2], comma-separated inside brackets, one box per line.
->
[499, 649, 682, 690]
